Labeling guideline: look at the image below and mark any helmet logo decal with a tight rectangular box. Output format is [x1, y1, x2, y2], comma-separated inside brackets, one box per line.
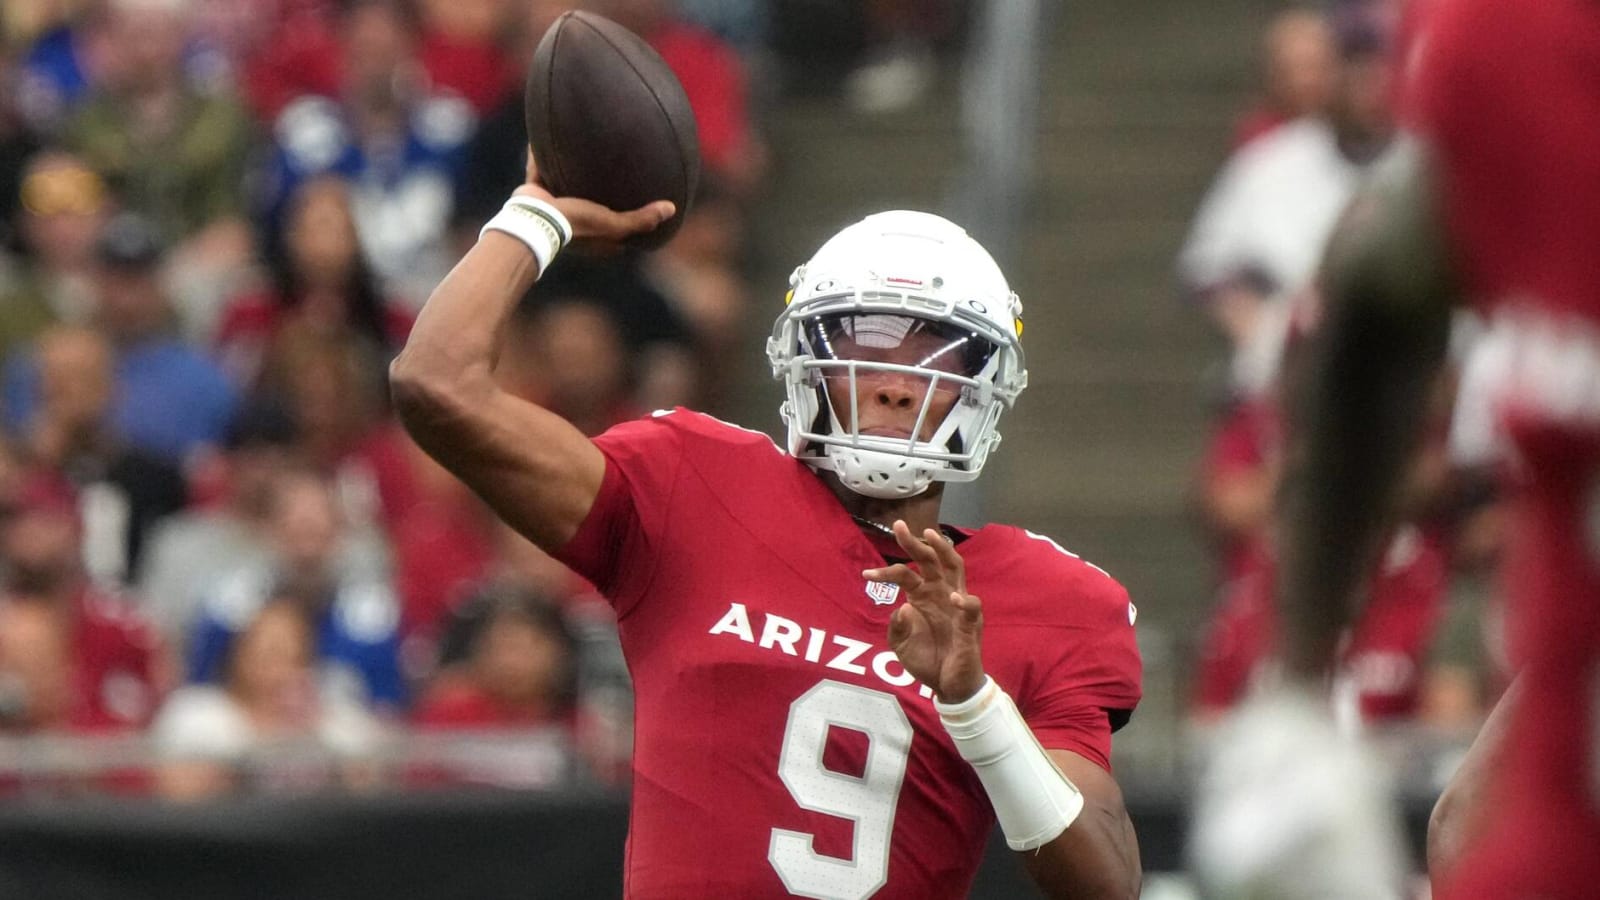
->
[884, 275, 925, 289]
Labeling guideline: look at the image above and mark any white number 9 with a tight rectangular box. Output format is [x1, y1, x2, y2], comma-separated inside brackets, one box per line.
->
[768, 680, 913, 900]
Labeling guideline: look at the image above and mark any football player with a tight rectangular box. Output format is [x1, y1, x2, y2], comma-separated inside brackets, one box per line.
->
[390, 154, 1143, 898]
[1195, 0, 1600, 896]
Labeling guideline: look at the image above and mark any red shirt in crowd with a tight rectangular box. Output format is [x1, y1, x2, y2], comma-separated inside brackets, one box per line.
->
[66, 586, 168, 733]
[649, 22, 752, 181]
[1194, 526, 1448, 721]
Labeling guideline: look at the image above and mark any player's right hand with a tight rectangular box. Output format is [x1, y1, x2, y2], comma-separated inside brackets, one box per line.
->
[868, 521, 988, 705]
[515, 146, 675, 246]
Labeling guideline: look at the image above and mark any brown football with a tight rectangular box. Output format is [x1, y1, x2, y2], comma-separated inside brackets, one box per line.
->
[524, 10, 700, 249]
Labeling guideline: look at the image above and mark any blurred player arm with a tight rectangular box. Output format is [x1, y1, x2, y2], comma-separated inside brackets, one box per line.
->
[1276, 137, 1457, 676]
[1428, 677, 1520, 882]
[390, 154, 673, 550]
[1020, 748, 1141, 900]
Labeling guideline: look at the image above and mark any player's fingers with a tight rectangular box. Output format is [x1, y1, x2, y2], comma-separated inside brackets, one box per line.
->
[887, 602, 919, 646]
[611, 200, 676, 236]
[891, 521, 942, 571]
[955, 592, 982, 629]
[861, 563, 923, 590]
[524, 145, 542, 186]
[571, 199, 673, 242]
[926, 528, 965, 579]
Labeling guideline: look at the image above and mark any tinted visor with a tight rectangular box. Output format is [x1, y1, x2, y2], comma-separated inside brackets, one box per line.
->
[802, 313, 997, 378]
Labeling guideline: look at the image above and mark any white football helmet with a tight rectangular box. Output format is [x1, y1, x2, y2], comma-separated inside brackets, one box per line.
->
[767, 210, 1027, 499]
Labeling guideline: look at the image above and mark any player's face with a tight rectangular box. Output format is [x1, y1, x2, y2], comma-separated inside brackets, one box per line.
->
[813, 314, 990, 442]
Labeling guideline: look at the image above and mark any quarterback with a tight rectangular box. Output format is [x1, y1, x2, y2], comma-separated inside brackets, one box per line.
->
[391, 154, 1142, 898]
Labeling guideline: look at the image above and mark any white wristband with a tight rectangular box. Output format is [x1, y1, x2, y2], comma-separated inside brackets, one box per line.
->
[936, 676, 1085, 851]
[479, 196, 573, 273]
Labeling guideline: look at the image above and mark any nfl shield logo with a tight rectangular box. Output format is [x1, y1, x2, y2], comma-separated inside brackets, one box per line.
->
[865, 581, 901, 606]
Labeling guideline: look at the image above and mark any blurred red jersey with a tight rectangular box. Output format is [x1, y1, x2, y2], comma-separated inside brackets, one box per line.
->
[1195, 528, 1448, 721]
[555, 409, 1141, 900]
[1405, 2, 1600, 896]
[68, 586, 166, 732]
[1404, 0, 1600, 325]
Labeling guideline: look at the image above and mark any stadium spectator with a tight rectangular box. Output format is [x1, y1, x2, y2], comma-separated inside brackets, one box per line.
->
[186, 468, 404, 709]
[248, 1, 346, 124]
[1177, 16, 1394, 400]
[641, 175, 751, 384]
[255, 327, 417, 534]
[407, 586, 586, 788]
[390, 440, 495, 645]
[1192, 526, 1449, 724]
[515, 299, 642, 439]
[3, 213, 238, 466]
[214, 175, 412, 390]
[414, 587, 577, 730]
[1231, 8, 1339, 148]
[0, 597, 75, 735]
[0, 149, 111, 367]
[19, 325, 187, 587]
[416, 0, 516, 115]
[137, 402, 393, 653]
[1193, 394, 1280, 588]
[840, 0, 955, 115]
[64, 0, 258, 339]
[525, 253, 700, 414]
[11, 0, 106, 139]
[0, 50, 44, 254]
[0, 473, 171, 734]
[152, 595, 386, 800]
[138, 401, 298, 647]
[259, 0, 476, 310]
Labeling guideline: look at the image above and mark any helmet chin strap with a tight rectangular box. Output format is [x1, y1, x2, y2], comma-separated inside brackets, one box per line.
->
[826, 444, 941, 499]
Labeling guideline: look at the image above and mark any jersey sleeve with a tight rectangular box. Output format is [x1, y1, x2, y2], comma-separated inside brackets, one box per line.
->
[1020, 577, 1143, 772]
[552, 411, 687, 617]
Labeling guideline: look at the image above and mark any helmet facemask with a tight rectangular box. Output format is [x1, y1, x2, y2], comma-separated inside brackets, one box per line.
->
[791, 312, 1001, 497]
[768, 210, 1027, 499]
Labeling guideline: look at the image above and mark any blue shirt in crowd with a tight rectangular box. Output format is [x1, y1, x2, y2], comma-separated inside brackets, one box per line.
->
[4, 337, 237, 464]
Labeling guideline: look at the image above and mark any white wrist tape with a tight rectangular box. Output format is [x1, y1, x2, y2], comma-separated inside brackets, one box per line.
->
[479, 196, 573, 273]
[936, 676, 1085, 851]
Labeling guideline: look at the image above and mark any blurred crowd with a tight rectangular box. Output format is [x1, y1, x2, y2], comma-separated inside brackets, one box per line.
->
[2, 0, 1503, 810]
[0, 0, 988, 801]
[1179, 0, 1507, 738]
[0, 0, 799, 800]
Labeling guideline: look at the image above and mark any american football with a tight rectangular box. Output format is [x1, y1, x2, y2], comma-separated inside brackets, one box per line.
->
[524, 9, 700, 249]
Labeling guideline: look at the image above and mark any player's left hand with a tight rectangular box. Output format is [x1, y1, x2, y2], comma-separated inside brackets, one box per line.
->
[865, 521, 986, 704]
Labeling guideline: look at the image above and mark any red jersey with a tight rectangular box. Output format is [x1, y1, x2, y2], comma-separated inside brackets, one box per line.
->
[1194, 527, 1448, 721]
[68, 586, 166, 732]
[1405, 3, 1600, 895]
[555, 410, 1141, 900]
[1405, 0, 1600, 325]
